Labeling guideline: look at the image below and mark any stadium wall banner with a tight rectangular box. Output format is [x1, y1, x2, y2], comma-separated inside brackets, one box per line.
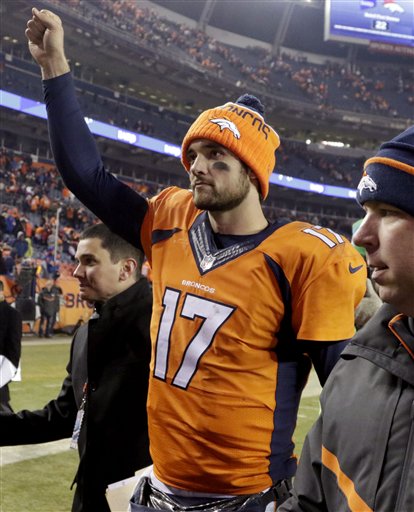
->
[1, 276, 93, 331]
[49, 277, 94, 330]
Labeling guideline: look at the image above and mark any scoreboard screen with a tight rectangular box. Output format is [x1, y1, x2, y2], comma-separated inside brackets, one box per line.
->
[324, 0, 414, 47]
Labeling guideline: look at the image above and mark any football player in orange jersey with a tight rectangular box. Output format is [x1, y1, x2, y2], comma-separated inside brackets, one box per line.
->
[26, 8, 366, 511]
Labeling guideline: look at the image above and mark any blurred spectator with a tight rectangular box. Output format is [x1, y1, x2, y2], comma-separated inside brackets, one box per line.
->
[0, 248, 15, 278]
[12, 231, 29, 259]
[16, 258, 37, 299]
[50, 274, 64, 330]
[0, 249, 7, 275]
[37, 279, 60, 338]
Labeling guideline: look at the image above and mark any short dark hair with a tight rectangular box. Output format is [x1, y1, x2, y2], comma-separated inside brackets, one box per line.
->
[80, 224, 144, 279]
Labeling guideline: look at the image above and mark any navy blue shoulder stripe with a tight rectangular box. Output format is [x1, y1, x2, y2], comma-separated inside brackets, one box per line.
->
[152, 228, 182, 245]
[264, 254, 297, 357]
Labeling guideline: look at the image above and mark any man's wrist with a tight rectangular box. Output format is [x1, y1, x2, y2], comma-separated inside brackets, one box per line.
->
[40, 59, 70, 80]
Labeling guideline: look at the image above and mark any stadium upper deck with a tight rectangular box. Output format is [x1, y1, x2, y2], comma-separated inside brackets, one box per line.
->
[3, 0, 412, 143]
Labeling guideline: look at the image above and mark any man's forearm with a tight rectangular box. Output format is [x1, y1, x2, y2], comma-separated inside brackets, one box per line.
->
[44, 73, 148, 248]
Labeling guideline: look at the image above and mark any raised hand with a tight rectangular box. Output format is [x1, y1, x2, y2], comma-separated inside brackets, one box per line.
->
[25, 7, 70, 79]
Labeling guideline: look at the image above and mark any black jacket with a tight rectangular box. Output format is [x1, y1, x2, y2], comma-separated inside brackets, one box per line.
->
[280, 303, 414, 512]
[0, 300, 22, 371]
[0, 299, 22, 403]
[0, 278, 153, 512]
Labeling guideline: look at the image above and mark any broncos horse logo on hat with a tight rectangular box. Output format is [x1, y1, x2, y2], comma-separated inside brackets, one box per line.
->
[358, 175, 377, 193]
[209, 118, 241, 139]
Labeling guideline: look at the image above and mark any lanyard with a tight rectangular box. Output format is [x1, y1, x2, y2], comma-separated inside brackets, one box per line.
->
[70, 381, 88, 450]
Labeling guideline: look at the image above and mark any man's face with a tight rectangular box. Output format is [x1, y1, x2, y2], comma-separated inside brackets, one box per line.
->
[186, 139, 252, 211]
[73, 238, 124, 303]
[353, 201, 414, 316]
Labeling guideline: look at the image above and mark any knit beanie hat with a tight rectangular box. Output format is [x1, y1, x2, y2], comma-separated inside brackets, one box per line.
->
[181, 94, 280, 199]
[357, 125, 414, 216]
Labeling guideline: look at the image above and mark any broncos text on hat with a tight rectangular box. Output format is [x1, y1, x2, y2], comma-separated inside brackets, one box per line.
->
[181, 94, 280, 199]
[357, 125, 414, 217]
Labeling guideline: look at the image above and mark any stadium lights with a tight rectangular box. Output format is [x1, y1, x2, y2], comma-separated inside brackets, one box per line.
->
[1, 88, 358, 201]
[321, 140, 350, 148]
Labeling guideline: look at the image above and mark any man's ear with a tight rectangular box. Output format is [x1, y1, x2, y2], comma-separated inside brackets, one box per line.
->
[246, 167, 257, 185]
[246, 168, 263, 201]
[119, 258, 138, 281]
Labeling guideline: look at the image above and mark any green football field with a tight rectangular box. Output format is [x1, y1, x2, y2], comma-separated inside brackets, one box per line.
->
[0, 339, 321, 512]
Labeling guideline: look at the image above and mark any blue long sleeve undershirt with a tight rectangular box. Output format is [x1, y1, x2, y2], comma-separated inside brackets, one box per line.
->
[44, 72, 148, 249]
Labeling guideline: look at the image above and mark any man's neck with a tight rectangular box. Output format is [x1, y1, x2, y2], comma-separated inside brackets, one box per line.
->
[103, 279, 139, 305]
[207, 196, 268, 235]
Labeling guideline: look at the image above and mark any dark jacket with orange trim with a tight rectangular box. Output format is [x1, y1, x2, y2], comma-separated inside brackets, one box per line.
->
[279, 303, 414, 512]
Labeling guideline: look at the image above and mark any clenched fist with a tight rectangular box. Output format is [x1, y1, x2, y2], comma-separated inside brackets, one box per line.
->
[25, 7, 70, 79]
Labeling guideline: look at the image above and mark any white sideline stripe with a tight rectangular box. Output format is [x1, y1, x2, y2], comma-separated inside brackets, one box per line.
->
[22, 338, 72, 347]
[0, 438, 71, 466]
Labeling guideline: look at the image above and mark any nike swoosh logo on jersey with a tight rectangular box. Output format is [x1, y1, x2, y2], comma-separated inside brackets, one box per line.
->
[349, 263, 364, 274]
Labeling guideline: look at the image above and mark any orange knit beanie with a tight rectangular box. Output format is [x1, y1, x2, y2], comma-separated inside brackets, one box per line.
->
[181, 94, 280, 199]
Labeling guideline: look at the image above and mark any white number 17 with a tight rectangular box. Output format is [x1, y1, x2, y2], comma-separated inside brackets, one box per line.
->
[154, 288, 235, 390]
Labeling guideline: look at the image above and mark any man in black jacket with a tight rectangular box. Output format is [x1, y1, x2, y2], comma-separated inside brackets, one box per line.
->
[0, 279, 22, 413]
[0, 223, 152, 512]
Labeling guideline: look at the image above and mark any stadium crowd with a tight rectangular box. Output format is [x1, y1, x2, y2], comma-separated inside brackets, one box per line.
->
[1, 139, 360, 288]
[2, 0, 413, 133]
[39, 0, 414, 119]
[2, 60, 366, 189]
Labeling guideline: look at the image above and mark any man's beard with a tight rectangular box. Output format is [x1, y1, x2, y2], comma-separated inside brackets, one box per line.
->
[192, 173, 250, 212]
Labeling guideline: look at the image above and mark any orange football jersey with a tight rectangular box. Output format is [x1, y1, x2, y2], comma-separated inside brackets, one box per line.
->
[140, 187, 366, 494]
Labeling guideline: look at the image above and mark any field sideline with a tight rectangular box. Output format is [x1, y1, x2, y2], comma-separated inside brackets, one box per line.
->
[0, 337, 322, 512]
